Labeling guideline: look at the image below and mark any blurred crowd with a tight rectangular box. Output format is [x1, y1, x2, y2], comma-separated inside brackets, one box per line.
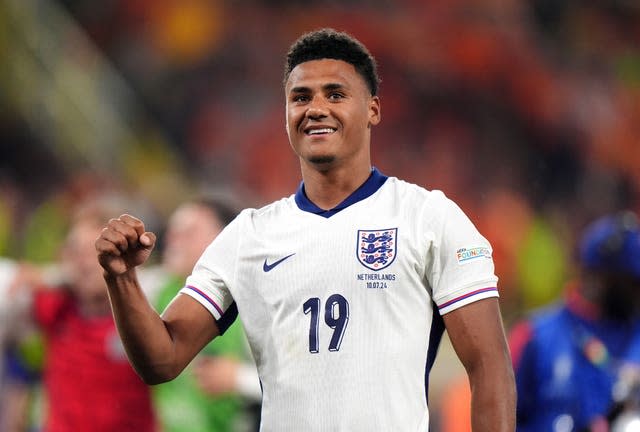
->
[0, 0, 639, 430]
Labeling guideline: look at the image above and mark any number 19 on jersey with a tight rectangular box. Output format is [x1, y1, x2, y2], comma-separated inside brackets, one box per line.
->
[303, 294, 349, 353]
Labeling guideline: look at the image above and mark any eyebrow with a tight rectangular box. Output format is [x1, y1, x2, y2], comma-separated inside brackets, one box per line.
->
[289, 83, 347, 94]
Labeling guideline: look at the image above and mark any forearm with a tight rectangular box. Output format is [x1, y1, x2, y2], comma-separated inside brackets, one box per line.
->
[444, 299, 517, 431]
[468, 355, 516, 431]
[104, 269, 178, 384]
[96, 214, 220, 385]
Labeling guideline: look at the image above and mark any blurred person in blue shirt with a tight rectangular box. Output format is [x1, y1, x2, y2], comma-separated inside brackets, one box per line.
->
[509, 210, 640, 431]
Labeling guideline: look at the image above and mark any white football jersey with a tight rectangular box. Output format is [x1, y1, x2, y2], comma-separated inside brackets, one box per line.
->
[181, 169, 498, 431]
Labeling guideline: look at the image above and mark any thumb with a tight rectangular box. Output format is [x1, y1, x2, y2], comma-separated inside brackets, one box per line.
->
[139, 232, 156, 249]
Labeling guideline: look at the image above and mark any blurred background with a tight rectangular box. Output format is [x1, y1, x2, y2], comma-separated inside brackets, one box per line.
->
[0, 0, 639, 429]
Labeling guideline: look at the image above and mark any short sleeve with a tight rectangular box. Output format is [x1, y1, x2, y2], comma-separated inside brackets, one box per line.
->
[427, 193, 499, 315]
[179, 211, 246, 334]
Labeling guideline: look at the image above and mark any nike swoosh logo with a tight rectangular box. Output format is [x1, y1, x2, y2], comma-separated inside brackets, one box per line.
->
[263, 253, 296, 272]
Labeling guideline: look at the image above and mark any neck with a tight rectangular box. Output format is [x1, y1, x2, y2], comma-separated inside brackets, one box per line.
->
[300, 162, 372, 210]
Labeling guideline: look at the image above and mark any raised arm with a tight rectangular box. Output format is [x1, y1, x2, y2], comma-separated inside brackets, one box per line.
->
[443, 297, 516, 431]
[95, 214, 219, 384]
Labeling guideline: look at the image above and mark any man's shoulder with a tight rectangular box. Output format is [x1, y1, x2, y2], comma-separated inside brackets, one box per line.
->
[33, 287, 75, 328]
[383, 176, 455, 213]
[228, 195, 298, 232]
[240, 195, 296, 219]
[384, 176, 444, 198]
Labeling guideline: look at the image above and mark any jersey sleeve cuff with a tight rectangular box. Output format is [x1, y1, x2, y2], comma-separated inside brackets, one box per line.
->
[437, 286, 499, 315]
[180, 285, 224, 320]
[179, 285, 239, 335]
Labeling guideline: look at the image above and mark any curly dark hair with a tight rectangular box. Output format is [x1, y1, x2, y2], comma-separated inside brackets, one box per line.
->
[283, 28, 380, 96]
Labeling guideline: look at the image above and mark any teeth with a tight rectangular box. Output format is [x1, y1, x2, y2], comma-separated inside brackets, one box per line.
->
[307, 128, 335, 135]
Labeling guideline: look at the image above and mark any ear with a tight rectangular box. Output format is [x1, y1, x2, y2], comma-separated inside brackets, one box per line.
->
[368, 96, 381, 126]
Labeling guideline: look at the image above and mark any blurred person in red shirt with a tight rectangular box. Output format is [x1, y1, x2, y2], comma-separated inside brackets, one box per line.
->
[10, 197, 157, 432]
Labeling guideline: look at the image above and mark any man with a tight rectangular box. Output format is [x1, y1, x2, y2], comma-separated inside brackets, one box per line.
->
[96, 28, 516, 431]
[24, 197, 156, 432]
[509, 211, 640, 430]
[152, 196, 260, 432]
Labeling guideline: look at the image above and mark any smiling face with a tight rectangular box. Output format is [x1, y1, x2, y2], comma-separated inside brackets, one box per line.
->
[285, 59, 381, 172]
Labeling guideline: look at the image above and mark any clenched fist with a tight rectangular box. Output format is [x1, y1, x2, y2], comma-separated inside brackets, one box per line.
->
[95, 214, 157, 276]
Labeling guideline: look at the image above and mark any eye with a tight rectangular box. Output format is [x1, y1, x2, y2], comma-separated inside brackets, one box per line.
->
[328, 92, 345, 100]
[292, 94, 309, 103]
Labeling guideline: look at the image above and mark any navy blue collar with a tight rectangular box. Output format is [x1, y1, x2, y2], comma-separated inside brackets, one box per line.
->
[294, 168, 388, 218]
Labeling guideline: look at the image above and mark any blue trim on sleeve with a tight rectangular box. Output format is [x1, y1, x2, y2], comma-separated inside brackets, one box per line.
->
[294, 167, 388, 218]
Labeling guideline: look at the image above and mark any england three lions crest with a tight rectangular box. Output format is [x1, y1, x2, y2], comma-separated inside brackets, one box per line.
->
[357, 228, 398, 271]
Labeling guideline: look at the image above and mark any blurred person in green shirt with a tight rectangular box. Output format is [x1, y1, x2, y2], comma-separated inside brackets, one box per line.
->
[151, 195, 261, 432]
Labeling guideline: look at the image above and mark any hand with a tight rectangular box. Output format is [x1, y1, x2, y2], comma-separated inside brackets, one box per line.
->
[95, 214, 156, 276]
[192, 355, 240, 396]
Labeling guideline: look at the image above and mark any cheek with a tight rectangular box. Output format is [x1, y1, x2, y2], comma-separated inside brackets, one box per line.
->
[286, 107, 305, 130]
[286, 116, 302, 148]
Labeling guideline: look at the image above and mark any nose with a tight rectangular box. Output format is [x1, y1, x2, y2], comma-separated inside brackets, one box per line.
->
[305, 96, 328, 119]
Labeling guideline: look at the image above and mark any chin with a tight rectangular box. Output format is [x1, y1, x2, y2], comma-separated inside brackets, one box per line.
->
[308, 155, 336, 165]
